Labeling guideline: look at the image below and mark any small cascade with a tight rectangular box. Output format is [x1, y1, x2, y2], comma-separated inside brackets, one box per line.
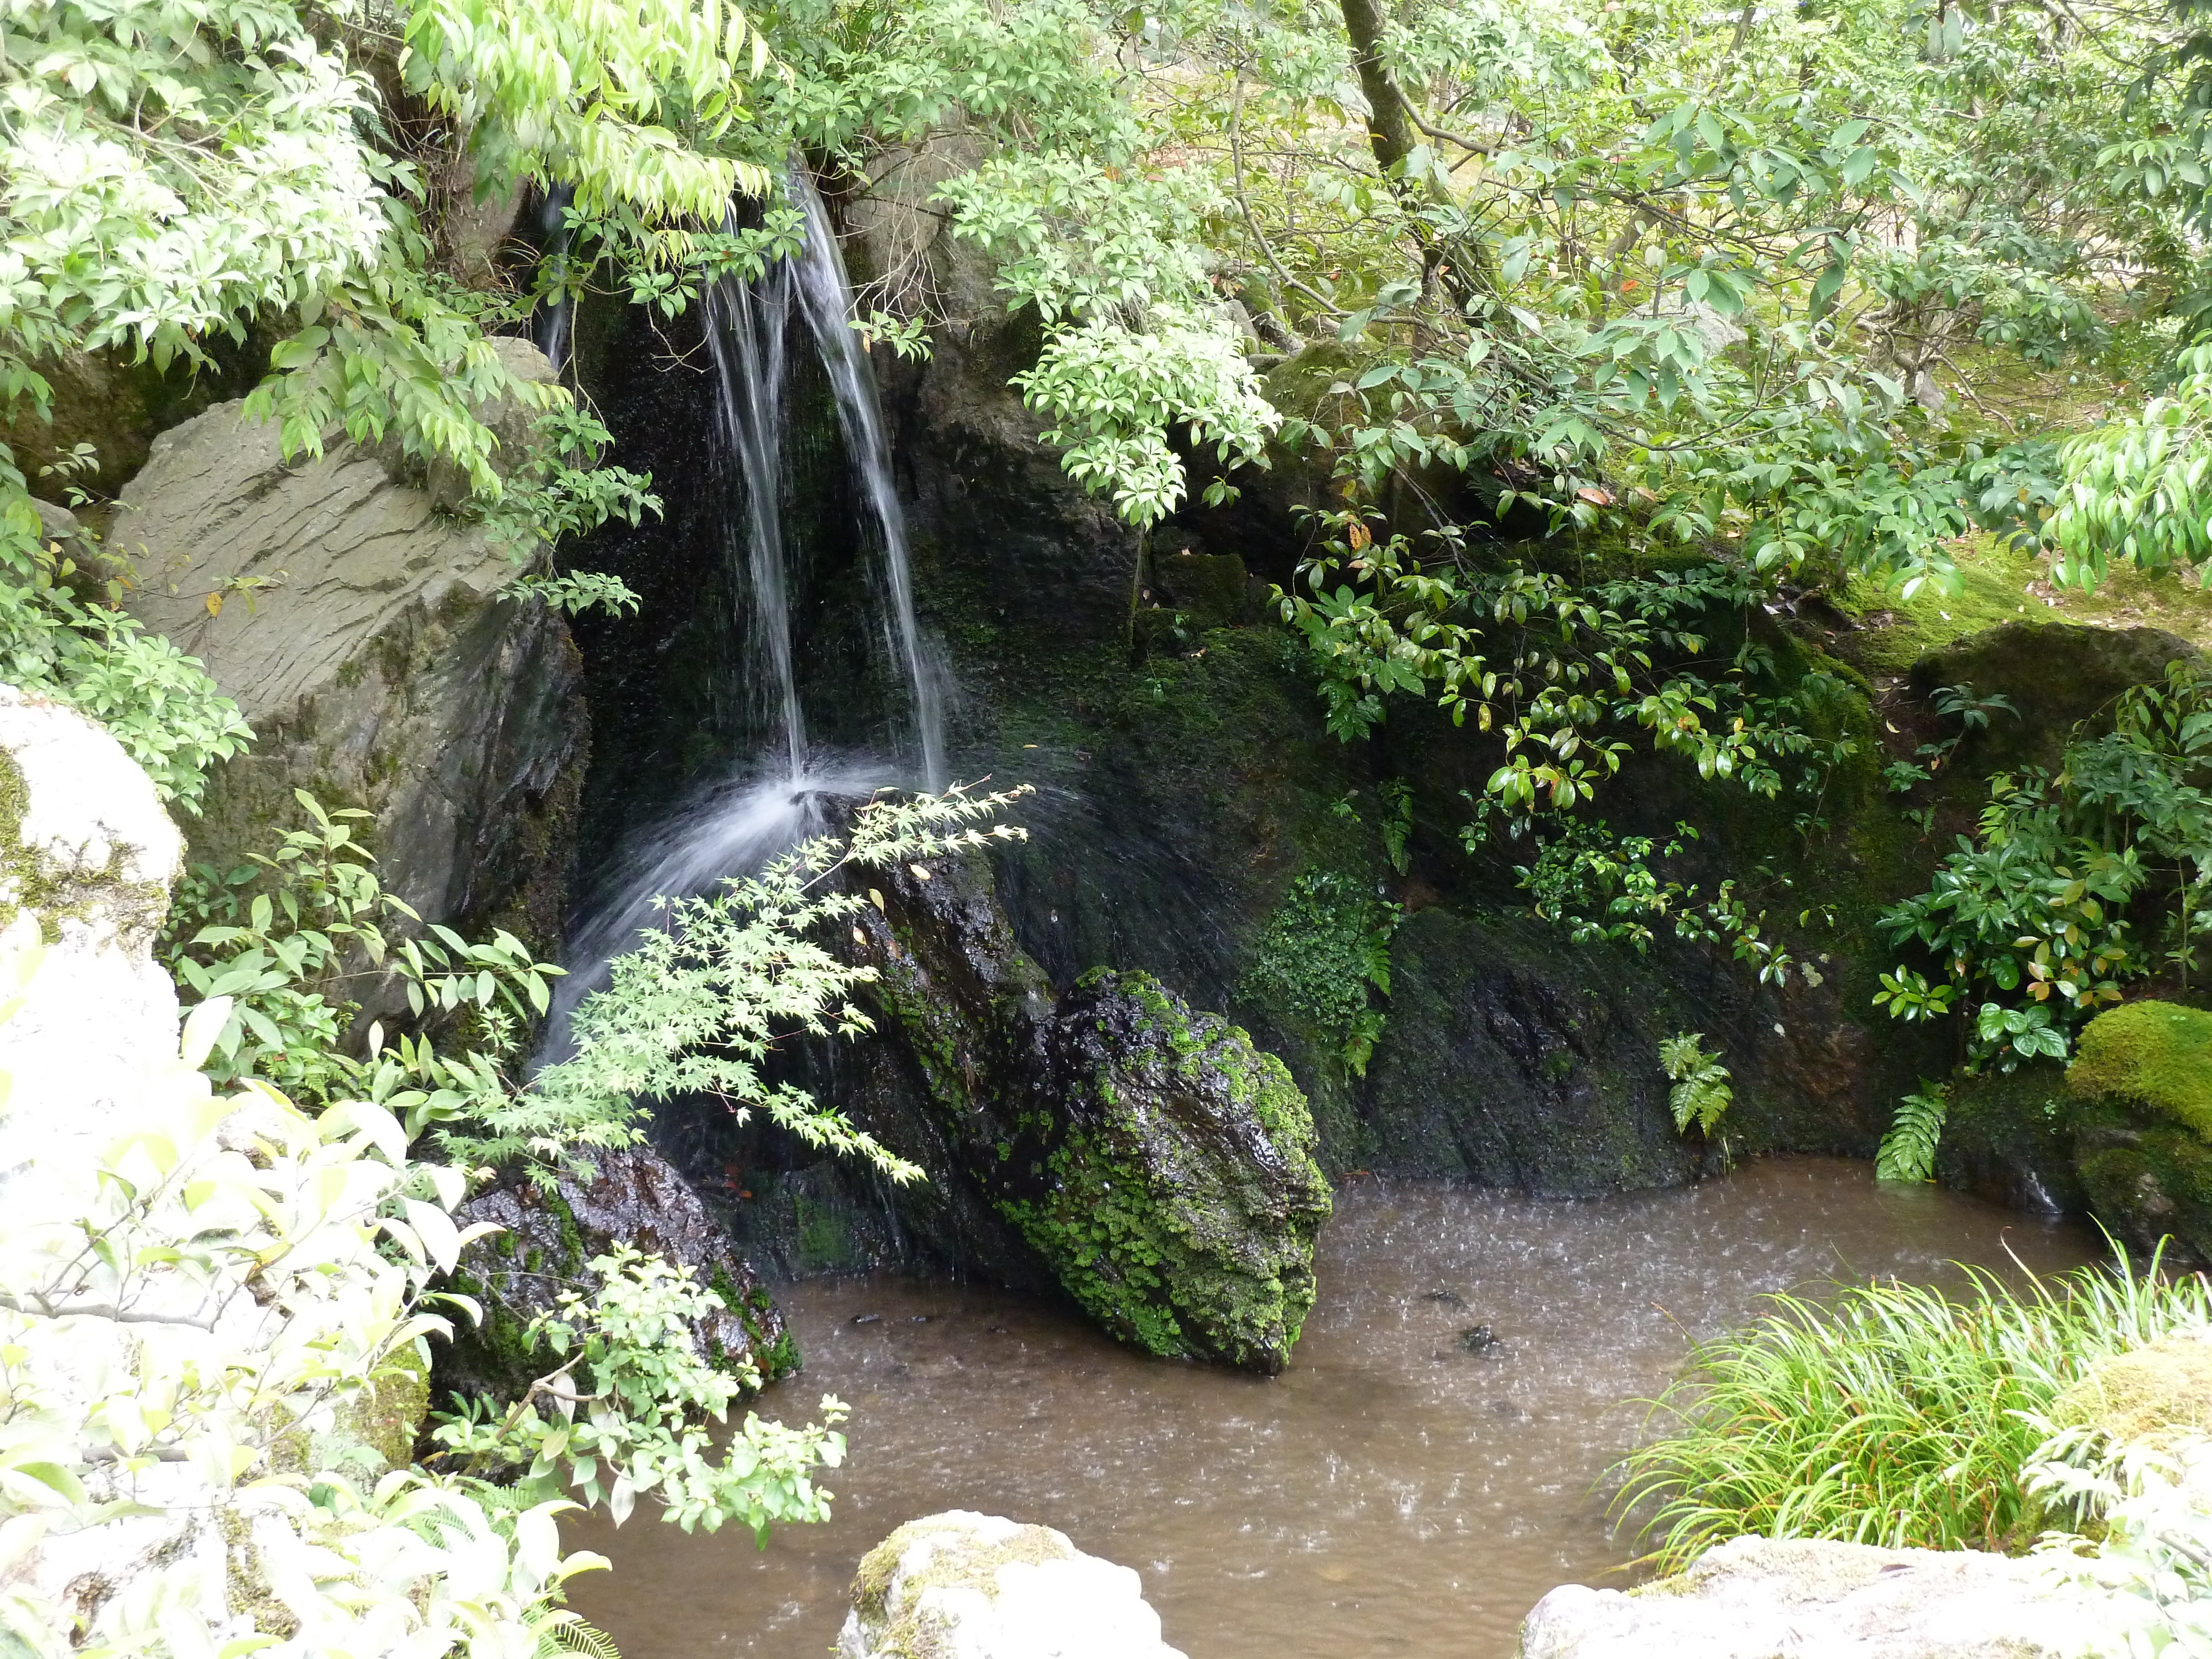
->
[541, 170, 946, 1053]
[530, 185, 576, 374]
[540, 762, 894, 1046]
[789, 181, 947, 790]
[702, 242, 808, 776]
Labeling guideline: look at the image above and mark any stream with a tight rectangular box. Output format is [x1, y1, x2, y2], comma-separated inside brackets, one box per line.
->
[565, 1157, 2098, 1658]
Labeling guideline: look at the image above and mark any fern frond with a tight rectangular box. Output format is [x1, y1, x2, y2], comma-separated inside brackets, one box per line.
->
[1876, 1087, 1950, 1183]
[538, 1613, 623, 1659]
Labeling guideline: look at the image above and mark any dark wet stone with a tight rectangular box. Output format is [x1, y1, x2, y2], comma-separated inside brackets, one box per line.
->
[436, 1143, 794, 1408]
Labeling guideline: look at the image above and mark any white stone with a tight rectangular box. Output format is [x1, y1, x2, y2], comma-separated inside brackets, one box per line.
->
[1518, 1535, 2105, 1659]
[838, 1510, 1186, 1659]
[0, 684, 182, 1197]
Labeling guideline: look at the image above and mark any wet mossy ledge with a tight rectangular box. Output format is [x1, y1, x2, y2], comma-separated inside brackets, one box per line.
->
[843, 852, 1333, 1374]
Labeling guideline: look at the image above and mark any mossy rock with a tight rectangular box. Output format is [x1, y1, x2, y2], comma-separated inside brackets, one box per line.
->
[2069, 1001, 2212, 1139]
[436, 1143, 795, 1410]
[2051, 1335, 2212, 1446]
[853, 853, 1332, 1373]
[1001, 968, 1332, 1371]
[2074, 1124, 2212, 1261]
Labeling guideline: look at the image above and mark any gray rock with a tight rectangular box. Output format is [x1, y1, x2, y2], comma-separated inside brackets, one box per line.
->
[1518, 1536, 2102, 1659]
[838, 1511, 1185, 1659]
[437, 1143, 795, 1408]
[108, 337, 585, 939]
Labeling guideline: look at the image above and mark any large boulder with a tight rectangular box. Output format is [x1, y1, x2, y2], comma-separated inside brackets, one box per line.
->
[107, 337, 586, 941]
[1519, 1536, 2102, 1659]
[850, 852, 1332, 1373]
[436, 1143, 796, 1409]
[838, 1511, 1184, 1659]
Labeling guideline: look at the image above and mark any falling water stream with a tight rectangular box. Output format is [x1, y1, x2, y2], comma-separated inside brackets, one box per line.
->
[544, 175, 945, 1047]
[565, 1160, 2098, 1658]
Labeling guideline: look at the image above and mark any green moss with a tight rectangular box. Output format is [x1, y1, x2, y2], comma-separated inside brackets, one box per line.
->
[1239, 867, 1396, 1077]
[997, 972, 1328, 1368]
[2069, 1002, 2212, 1138]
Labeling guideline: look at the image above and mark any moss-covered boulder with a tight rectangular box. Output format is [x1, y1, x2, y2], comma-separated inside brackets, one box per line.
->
[2069, 1002, 2212, 1134]
[2065, 1003, 2212, 1258]
[998, 969, 1331, 1370]
[849, 852, 1332, 1373]
[436, 1143, 795, 1409]
[2051, 1334, 2212, 1447]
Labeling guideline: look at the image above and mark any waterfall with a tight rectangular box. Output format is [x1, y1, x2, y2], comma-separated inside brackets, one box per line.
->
[538, 171, 945, 1053]
[702, 246, 808, 778]
[789, 181, 947, 791]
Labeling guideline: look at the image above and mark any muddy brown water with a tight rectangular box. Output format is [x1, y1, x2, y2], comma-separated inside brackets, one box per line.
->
[565, 1158, 2098, 1658]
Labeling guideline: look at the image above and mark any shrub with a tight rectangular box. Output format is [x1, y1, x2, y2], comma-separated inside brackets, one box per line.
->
[1613, 1248, 2212, 1572]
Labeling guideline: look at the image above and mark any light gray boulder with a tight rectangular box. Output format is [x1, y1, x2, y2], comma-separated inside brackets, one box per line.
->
[108, 337, 585, 938]
[0, 682, 183, 1182]
[1519, 1535, 2103, 1659]
[838, 1511, 1186, 1659]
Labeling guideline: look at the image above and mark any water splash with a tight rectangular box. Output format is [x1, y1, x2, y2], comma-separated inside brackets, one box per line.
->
[538, 760, 895, 1060]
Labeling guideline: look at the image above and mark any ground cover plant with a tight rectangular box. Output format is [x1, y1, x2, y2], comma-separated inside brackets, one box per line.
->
[1613, 1247, 2212, 1573]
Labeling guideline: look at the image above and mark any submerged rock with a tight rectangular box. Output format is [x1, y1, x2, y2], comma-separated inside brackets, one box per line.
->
[109, 337, 586, 943]
[838, 1510, 1184, 1659]
[436, 1143, 795, 1409]
[1519, 1535, 2100, 1658]
[852, 853, 1332, 1373]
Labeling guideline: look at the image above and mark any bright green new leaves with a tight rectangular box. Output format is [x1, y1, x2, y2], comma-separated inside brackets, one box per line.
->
[0, 491, 249, 808]
[402, 0, 776, 216]
[1016, 317, 1279, 526]
[432, 1246, 848, 1538]
[2054, 343, 2212, 589]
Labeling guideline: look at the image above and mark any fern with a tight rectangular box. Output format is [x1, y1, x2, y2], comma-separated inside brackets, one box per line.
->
[1877, 1086, 1950, 1183]
[1659, 1031, 1733, 1135]
[539, 1615, 623, 1659]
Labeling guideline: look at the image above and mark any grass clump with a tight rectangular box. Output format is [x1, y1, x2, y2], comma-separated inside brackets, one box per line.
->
[1613, 1248, 2212, 1572]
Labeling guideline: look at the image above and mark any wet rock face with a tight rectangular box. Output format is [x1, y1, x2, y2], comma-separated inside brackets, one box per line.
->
[108, 338, 586, 945]
[1520, 1535, 2100, 1659]
[852, 853, 1332, 1374]
[436, 1143, 794, 1408]
[839, 1510, 1185, 1659]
